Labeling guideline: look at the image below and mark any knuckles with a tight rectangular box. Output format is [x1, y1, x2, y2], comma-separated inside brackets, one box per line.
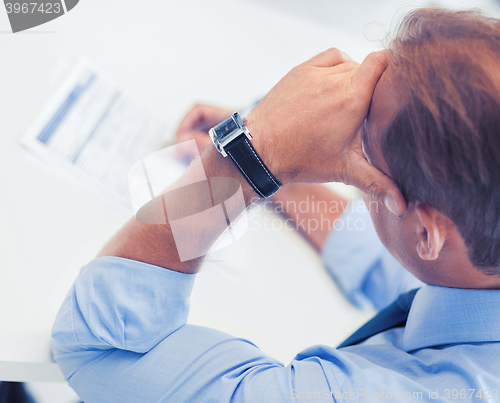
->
[288, 65, 309, 80]
[364, 180, 382, 201]
[323, 47, 343, 59]
[318, 76, 357, 109]
[364, 51, 388, 70]
[342, 61, 360, 71]
[323, 47, 354, 64]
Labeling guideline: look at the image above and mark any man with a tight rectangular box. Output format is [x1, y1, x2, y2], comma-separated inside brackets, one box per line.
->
[52, 8, 500, 402]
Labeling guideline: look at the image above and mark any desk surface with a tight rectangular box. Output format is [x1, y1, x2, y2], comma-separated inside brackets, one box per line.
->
[0, 0, 391, 382]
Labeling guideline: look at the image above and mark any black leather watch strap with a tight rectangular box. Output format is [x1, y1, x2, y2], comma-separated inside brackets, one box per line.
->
[224, 135, 281, 198]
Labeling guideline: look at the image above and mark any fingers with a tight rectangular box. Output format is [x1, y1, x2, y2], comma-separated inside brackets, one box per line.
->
[177, 104, 231, 133]
[346, 157, 407, 216]
[328, 60, 359, 74]
[177, 104, 206, 132]
[307, 47, 353, 68]
[351, 50, 389, 93]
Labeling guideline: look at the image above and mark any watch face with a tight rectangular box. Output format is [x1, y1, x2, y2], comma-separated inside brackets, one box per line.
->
[215, 116, 239, 142]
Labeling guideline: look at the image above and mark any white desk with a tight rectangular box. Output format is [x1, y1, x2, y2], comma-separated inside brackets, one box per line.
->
[0, 0, 380, 385]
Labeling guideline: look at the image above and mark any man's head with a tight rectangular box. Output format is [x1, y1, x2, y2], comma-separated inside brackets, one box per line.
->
[363, 8, 500, 287]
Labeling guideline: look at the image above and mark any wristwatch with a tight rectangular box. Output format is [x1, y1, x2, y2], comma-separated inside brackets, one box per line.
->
[209, 112, 282, 198]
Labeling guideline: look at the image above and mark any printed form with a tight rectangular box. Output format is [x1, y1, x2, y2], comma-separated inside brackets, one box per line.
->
[20, 59, 172, 212]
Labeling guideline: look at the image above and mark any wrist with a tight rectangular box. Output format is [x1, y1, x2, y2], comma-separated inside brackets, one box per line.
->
[245, 113, 293, 186]
[202, 145, 261, 204]
[208, 111, 283, 198]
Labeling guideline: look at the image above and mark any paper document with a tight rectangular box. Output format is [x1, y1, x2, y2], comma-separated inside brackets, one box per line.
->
[20, 59, 171, 213]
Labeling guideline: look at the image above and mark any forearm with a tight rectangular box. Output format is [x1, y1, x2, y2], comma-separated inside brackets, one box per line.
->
[53, 49, 407, 400]
[98, 49, 405, 273]
[271, 183, 349, 251]
[98, 146, 257, 273]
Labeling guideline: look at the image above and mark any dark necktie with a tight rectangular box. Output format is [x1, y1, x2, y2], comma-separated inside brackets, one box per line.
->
[338, 288, 420, 348]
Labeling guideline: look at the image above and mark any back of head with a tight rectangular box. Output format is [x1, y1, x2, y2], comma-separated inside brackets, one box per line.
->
[382, 8, 500, 274]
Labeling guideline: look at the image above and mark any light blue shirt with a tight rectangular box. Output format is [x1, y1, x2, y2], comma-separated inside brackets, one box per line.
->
[52, 200, 500, 402]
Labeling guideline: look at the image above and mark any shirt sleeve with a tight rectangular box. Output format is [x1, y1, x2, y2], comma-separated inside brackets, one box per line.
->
[51, 257, 342, 403]
[321, 199, 423, 311]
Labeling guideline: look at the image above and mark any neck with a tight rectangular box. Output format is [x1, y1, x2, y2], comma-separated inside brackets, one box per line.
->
[414, 259, 500, 289]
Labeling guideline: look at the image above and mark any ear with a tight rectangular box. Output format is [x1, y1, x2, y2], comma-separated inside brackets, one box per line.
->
[414, 203, 447, 260]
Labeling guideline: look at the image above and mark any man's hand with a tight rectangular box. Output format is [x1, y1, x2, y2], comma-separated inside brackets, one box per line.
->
[247, 48, 406, 215]
[100, 47, 406, 273]
[175, 104, 231, 159]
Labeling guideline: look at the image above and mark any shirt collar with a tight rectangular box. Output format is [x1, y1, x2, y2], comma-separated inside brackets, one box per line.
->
[402, 284, 500, 352]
